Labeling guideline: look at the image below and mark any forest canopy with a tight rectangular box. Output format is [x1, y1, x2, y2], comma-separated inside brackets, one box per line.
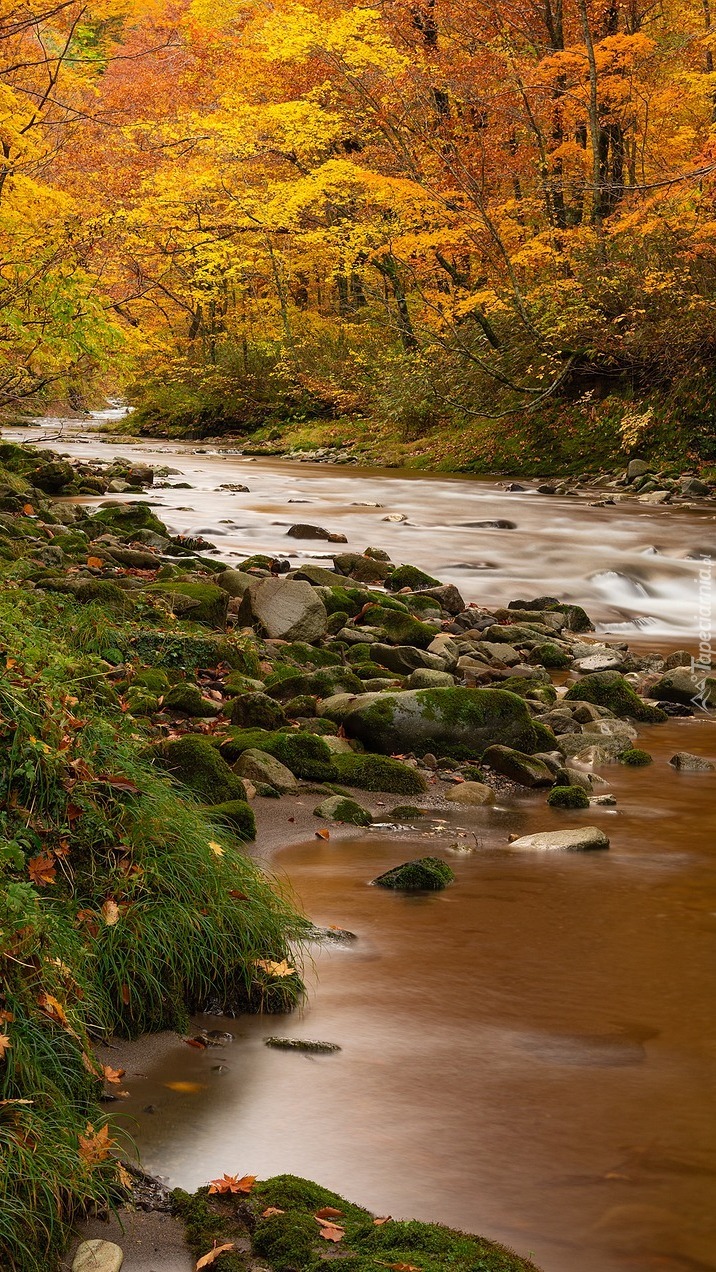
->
[3, 0, 716, 450]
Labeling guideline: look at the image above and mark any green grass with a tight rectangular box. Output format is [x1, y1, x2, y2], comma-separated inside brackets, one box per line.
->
[0, 587, 306, 1270]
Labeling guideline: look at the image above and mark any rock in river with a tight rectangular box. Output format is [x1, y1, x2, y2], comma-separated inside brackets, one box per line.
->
[507, 827, 610, 852]
[669, 751, 715, 772]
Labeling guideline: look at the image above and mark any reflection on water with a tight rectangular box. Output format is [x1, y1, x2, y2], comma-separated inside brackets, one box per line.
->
[12, 415, 716, 636]
[111, 719, 716, 1272]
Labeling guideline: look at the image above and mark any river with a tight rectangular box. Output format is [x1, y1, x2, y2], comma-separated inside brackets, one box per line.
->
[12, 415, 716, 1272]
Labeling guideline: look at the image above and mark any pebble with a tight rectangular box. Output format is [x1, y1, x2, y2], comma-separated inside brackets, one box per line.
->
[73, 1240, 124, 1272]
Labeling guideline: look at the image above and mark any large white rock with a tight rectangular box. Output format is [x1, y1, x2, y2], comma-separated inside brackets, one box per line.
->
[243, 577, 327, 641]
[507, 826, 610, 852]
[73, 1240, 124, 1272]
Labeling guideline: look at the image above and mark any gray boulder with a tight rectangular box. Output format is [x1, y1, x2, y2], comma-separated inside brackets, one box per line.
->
[235, 749, 298, 791]
[241, 577, 327, 641]
[648, 668, 715, 706]
[215, 568, 253, 597]
[73, 1240, 124, 1272]
[508, 827, 610, 852]
[314, 795, 372, 825]
[445, 781, 494, 805]
[370, 643, 447, 676]
[627, 459, 651, 481]
[482, 744, 554, 787]
[669, 751, 715, 772]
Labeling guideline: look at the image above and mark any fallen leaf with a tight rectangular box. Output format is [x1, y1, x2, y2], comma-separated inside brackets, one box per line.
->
[76, 909, 99, 937]
[316, 1220, 344, 1242]
[208, 1173, 256, 1195]
[5, 658, 16, 669]
[117, 1162, 133, 1190]
[163, 1081, 204, 1094]
[95, 774, 140, 793]
[27, 853, 57, 887]
[261, 1206, 285, 1217]
[0, 1009, 14, 1024]
[0, 1034, 11, 1059]
[315, 828, 330, 840]
[185, 1036, 208, 1049]
[254, 958, 296, 978]
[22, 503, 35, 516]
[373, 1216, 392, 1225]
[103, 1065, 125, 1084]
[196, 1245, 236, 1270]
[78, 1122, 113, 1166]
[121, 983, 131, 1006]
[65, 802, 83, 823]
[0, 1097, 32, 1105]
[375, 1264, 422, 1271]
[101, 899, 120, 926]
[228, 889, 248, 900]
[87, 556, 104, 568]
[315, 1206, 343, 1219]
[208, 840, 224, 857]
[37, 993, 69, 1028]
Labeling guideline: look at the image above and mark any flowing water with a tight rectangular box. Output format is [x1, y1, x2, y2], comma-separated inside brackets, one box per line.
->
[13, 415, 716, 1271]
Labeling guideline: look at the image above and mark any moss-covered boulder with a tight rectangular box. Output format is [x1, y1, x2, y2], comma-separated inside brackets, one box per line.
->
[618, 747, 653, 765]
[228, 692, 287, 730]
[266, 665, 363, 701]
[647, 668, 716, 707]
[220, 728, 338, 781]
[235, 748, 298, 791]
[332, 752, 427, 793]
[145, 581, 229, 628]
[163, 682, 220, 716]
[547, 785, 590, 809]
[343, 687, 545, 760]
[128, 630, 248, 669]
[314, 795, 373, 825]
[89, 502, 168, 537]
[482, 744, 555, 787]
[154, 734, 248, 804]
[206, 799, 256, 840]
[360, 603, 436, 648]
[564, 670, 667, 722]
[373, 857, 454, 890]
[31, 458, 76, 493]
[385, 563, 441, 591]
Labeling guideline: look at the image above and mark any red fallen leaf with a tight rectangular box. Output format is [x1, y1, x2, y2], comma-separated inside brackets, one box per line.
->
[70, 758, 94, 781]
[208, 1173, 256, 1195]
[121, 983, 131, 1006]
[228, 889, 249, 900]
[315, 1207, 343, 1219]
[22, 503, 35, 516]
[87, 555, 104, 568]
[185, 1036, 208, 1049]
[27, 853, 57, 887]
[95, 774, 140, 794]
[78, 1122, 114, 1166]
[196, 1245, 236, 1270]
[65, 803, 83, 823]
[315, 829, 330, 840]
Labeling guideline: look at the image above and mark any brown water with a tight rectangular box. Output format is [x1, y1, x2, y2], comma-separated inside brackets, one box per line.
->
[15, 413, 716, 1271]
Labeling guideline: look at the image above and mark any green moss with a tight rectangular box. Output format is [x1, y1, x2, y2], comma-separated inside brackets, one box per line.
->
[346, 686, 545, 759]
[385, 563, 441, 591]
[266, 666, 363, 700]
[284, 694, 318, 717]
[346, 642, 374, 663]
[281, 641, 342, 668]
[219, 728, 338, 781]
[229, 691, 287, 729]
[298, 717, 339, 735]
[163, 682, 220, 716]
[314, 795, 372, 825]
[391, 804, 426, 819]
[172, 1189, 245, 1272]
[564, 670, 667, 722]
[155, 733, 249, 803]
[360, 603, 435, 648]
[206, 799, 256, 839]
[252, 1211, 318, 1271]
[326, 609, 349, 633]
[619, 747, 654, 765]
[145, 580, 229, 628]
[547, 785, 590, 808]
[128, 630, 248, 669]
[532, 641, 572, 669]
[374, 856, 454, 890]
[332, 752, 427, 793]
[355, 662, 400, 680]
[134, 667, 171, 693]
[319, 584, 368, 616]
[90, 502, 168, 536]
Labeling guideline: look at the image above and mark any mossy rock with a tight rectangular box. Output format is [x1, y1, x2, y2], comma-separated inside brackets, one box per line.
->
[284, 694, 318, 718]
[355, 662, 402, 681]
[228, 691, 287, 730]
[391, 803, 426, 819]
[219, 728, 338, 782]
[482, 744, 555, 787]
[374, 856, 454, 890]
[235, 748, 298, 792]
[134, 667, 171, 693]
[532, 641, 573, 670]
[564, 670, 667, 722]
[125, 685, 160, 716]
[155, 734, 249, 803]
[266, 665, 364, 701]
[281, 641, 342, 668]
[619, 747, 654, 765]
[145, 581, 229, 628]
[90, 502, 168, 537]
[344, 687, 546, 760]
[314, 795, 373, 825]
[332, 752, 427, 794]
[316, 584, 370, 617]
[298, 716, 339, 735]
[205, 798, 256, 840]
[223, 670, 265, 694]
[547, 785, 590, 809]
[128, 631, 247, 670]
[326, 609, 349, 634]
[385, 563, 441, 591]
[360, 603, 436, 648]
[163, 682, 220, 716]
[31, 458, 75, 493]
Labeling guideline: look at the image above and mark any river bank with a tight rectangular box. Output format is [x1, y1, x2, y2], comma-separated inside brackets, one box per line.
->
[1, 419, 715, 1272]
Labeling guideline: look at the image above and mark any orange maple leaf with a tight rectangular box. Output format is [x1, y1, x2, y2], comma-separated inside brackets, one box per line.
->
[208, 1173, 256, 1195]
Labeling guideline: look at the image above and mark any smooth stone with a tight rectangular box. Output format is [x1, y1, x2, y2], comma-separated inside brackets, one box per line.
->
[73, 1240, 124, 1272]
[444, 781, 494, 806]
[669, 752, 715, 772]
[575, 653, 624, 673]
[627, 458, 651, 480]
[508, 827, 610, 852]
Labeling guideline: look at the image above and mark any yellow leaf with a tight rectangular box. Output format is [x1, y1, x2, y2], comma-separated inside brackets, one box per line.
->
[0, 1034, 11, 1059]
[196, 1245, 236, 1270]
[254, 958, 296, 978]
[101, 899, 120, 926]
[208, 840, 224, 857]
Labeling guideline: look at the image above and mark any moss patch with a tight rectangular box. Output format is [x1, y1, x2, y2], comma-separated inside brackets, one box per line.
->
[565, 670, 667, 722]
[332, 752, 427, 793]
